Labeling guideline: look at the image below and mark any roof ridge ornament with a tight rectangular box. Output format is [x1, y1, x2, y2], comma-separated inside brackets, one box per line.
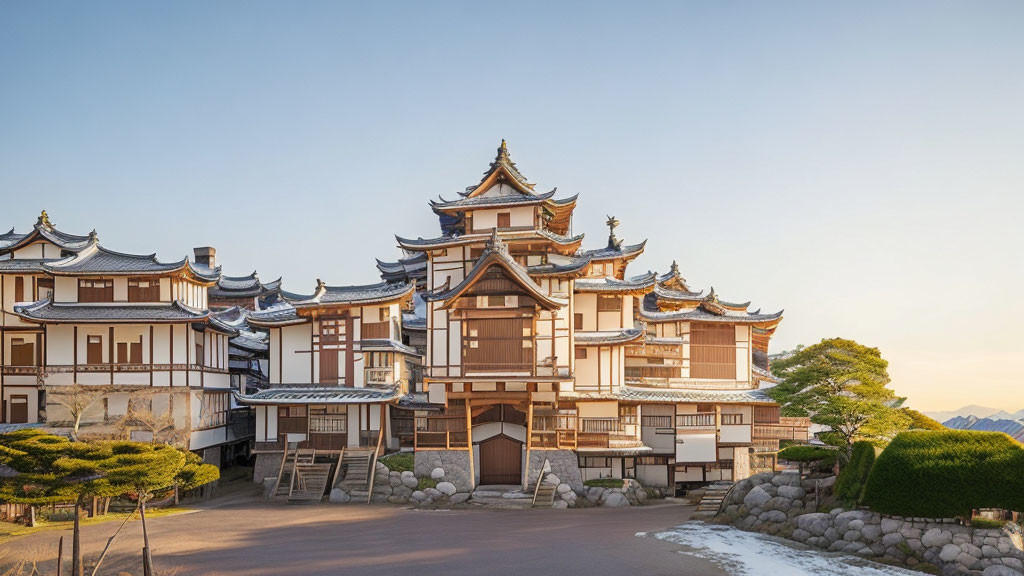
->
[36, 210, 53, 231]
[485, 228, 509, 256]
[87, 230, 98, 243]
[605, 215, 623, 250]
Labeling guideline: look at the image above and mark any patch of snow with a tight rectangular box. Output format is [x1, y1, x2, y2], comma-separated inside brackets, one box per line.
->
[651, 522, 918, 576]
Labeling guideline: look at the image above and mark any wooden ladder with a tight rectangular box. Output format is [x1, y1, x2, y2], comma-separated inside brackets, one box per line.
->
[271, 442, 296, 498]
[531, 458, 555, 507]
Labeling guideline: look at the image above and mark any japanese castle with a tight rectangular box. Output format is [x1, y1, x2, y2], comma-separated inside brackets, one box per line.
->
[0, 142, 807, 492]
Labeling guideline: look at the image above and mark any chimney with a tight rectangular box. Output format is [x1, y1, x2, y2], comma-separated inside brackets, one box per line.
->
[194, 246, 216, 269]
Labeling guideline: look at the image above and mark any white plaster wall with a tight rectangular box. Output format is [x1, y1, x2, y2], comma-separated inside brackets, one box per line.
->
[720, 425, 752, 444]
[574, 293, 597, 331]
[735, 325, 750, 382]
[113, 278, 128, 302]
[280, 324, 311, 384]
[676, 433, 716, 462]
[54, 277, 77, 303]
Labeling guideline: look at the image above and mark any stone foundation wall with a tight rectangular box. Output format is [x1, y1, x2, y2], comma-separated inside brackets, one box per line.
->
[527, 450, 584, 492]
[253, 453, 283, 484]
[414, 450, 472, 493]
[718, 472, 1024, 576]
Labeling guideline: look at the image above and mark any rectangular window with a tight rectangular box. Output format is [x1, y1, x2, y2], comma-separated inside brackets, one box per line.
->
[496, 212, 511, 228]
[597, 296, 621, 312]
[37, 278, 54, 300]
[14, 277, 25, 303]
[575, 347, 588, 360]
[379, 307, 389, 322]
[117, 342, 128, 365]
[574, 313, 584, 330]
[619, 405, 637, 425]
[79, 279, 113, 303]
[487, 295, 506, 308]
[9, 395, 28, 424]
[721, 413, 744, 425]
[128, 278, 160, 302]
[10, 338, 35, 366]
[86, 335, 103, 364]
[195, 340, 204, 367]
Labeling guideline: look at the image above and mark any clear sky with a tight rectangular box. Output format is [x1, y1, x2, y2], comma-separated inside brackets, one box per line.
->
[1, 1, 1021, 411]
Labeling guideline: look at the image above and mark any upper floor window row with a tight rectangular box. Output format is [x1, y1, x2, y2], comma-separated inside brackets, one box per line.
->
[77, 278, 164, 303]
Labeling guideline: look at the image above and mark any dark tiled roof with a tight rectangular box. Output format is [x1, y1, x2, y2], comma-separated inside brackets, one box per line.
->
[575, 271, 656, 293]
[231, 331, 270, 353]
[247, 304, 302, 326]
[462, 140, 535, 195]
[638, 300, 783, 324]
[579, 240, 646, 261]
[210, 272, 283, 298]
[574, 329, 644, 345]
[527, 254, 592, 277]
[652, 284, 705, 301]
[43, 245, 220, 281]
[286, 280, 414, 307]
[0, 223, 92, 254]
[376, 253, 428, 283]
[234, 386, 401, 405]
[0, 259, 51, 272]
[397, 229, 584, 251]
[564, 386, 776, 404]
[359, 339, 419, 356]
[14, 300, 209, 323]
[402, 314, 427, 330]
[430, 190, 556, 210]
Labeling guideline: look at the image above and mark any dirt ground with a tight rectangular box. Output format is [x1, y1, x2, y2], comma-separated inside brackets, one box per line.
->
[0, 491, 726, 576]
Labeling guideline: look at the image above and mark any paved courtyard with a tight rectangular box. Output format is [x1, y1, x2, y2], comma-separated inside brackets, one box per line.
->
[0, 495, 727, 576]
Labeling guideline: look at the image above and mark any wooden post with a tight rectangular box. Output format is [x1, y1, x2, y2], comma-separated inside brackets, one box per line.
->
[56, 536, 63, 576]
[466, 400, 475, 490]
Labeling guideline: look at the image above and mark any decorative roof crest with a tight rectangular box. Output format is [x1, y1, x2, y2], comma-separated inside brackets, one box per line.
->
[36, 210, 53, 231]
[606, 215, 623, 250]
[485, 228, 509, 256]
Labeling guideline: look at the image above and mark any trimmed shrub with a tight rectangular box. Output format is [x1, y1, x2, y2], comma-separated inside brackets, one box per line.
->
[834, 441, 878, 503]
[417, 477, 438, 491]
[862, 430, 1024, 518]
[777, 445, 838, 466]
[380, 452, 413, 473]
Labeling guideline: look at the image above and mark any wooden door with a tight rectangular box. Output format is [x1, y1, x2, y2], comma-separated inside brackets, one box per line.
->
[478, 434, 522, 485]
[9, 396, 28, 424]
[319, 319, 342, 384]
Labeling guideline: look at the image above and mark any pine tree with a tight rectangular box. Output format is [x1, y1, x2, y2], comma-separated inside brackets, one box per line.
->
[768, 338, 911, 461]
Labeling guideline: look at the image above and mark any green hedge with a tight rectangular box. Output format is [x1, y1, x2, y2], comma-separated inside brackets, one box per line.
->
[834, 441, 878, 503]
[380, 452, 414, 473]
[777, 445, 837, 467]
[862, 430, 1024, 518]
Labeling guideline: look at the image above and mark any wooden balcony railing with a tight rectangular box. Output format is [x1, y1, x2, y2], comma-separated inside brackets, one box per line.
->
[676, 413, 716, 428]
[753, 424, 809, 441]
[463, 362, 534, 375]
[624, 365, 681, 380]
[414, 414, 469, 449]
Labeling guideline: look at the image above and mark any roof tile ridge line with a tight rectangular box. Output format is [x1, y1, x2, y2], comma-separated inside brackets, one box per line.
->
[47, 241, 100, 267]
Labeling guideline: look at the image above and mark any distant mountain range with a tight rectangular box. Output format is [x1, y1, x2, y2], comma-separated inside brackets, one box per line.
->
[943, 415, 1024, 443]
[923, 405, 1024, 423]
[930, 405, 1024, 443]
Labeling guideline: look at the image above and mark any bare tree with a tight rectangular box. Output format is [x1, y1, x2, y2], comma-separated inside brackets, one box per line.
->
[46, 383, 103, 440]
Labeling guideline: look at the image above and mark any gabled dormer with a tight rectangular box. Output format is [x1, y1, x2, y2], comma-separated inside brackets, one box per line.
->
[0, 211, 92, 260]
[579, 216, 646, 279]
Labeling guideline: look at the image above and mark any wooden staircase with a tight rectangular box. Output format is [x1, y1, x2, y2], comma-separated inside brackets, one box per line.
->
[338, 449, 375, 500]
[270, 444, 299, 499]
[695, 481, 734, 514]
[289, 461, 333, 502]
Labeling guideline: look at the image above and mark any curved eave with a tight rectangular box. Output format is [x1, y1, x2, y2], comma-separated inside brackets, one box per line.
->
[653, 284, 705, 301]
[638, 305, 784, 326]
[286, 282, 415, 309]
[246, 314, 306, 328]
[397, 231, 585, 253]
[526, 255, 592, 278]
[233, 387, 401, 406]
[582, 240, 648, 262]
[574, 272, 656, 295]
[12, 300, 211, 324]
[574, 329, 644, 346]
[0, 227, 91, 255]
[429, 190, 555, 212]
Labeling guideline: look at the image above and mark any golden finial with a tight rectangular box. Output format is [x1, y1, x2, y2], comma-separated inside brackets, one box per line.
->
[37, 210, 53, 230]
